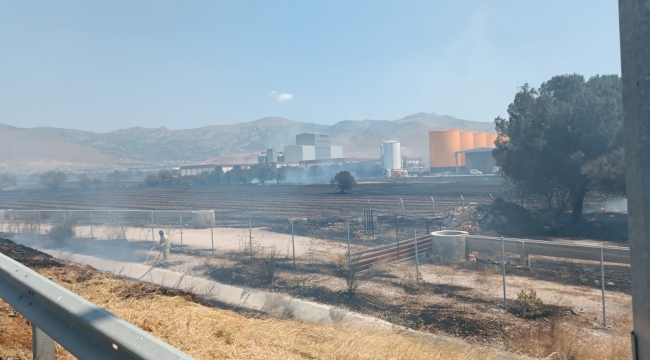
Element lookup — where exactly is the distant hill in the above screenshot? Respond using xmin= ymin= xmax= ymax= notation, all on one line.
xmin=0 ymin=113 xmax=496 ymax=168
xmin=0 ymin=125 xmax=123 ymax=171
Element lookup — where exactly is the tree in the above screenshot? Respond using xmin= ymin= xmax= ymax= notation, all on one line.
xmin=77 ymin=174 xmax=92 ymax=190
xmin=493 ymin=74 xmax=624 ymax=223
xmin=0 ymin=173 xmax=17 ymax=191
xmin=250 ymin=164 xmax=276 ymax=184
xmin=106 ymin=170 xmax=126 ymax=186
xmin=275 ymin=166 xmax=288 ymax=184
xmin=307 ymin=165 xmax=324 ymax=179
xmin=145 ymin=174 xmax=160 ymax=187
xmin=224 ymin=166 xmax=251 ymax=185
xmin=330 ymin=171 xmax=356 ymax=193
xmin=40 ymin=170 xmax=67 ymax=190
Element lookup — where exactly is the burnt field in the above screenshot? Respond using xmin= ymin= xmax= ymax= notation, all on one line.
xmin=0 ymin=176 xmax=502 ymax=225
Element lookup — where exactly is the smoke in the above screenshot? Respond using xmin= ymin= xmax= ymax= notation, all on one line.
xmin=603 ymin=198 xmax=627 ymax=213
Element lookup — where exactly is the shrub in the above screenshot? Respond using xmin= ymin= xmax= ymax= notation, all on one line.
xmin=517 ymin=289 xmax=545 ymax=319
xmin=333 ymin=252 xmax=362 ymax=295
xmin=259 ymin=246 xmax=278 ymax=285
xmin=48 ymin=222 xmax=76 ymax=243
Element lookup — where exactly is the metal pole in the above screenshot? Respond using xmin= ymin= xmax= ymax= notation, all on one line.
xmin=32 ymin=324 xmax=55 ymax=360
xmin=501 ymin=236 xmax=507 ymax=309
xmin=89 ymin=211 xmax=93 ymax=238
xmin=210 ymin=222 xmax=214 ymax=256
xmin=400 ymin=198 xmax=404 ymax=215
xmin=151 ymin=211 xmax=155 ymax=242
xmin=414 ymin=230 xmax=419 ymax=282
xmin=395 ymin=214 xmax=399 ymax=260
xmin=347 ymin=224 xmax=351 ymax=281
xmin=461 ymin=195 xmax=465 ymax=208
xmin=291 ymin=220 xmax=296 ymax=269
xmin=601 ymin=247 xmax=607 ymax=327
xmin=431 ymin=196 xmax=435 ymax=214
xmin=37 ymin=210 xmax=41 ymax=235
xmin=179 ymin=214 xmax=183 ymax=251
xmin=249 ymin=219 xmax=253 ymax=260
xmin=618 ymin=1 xmax=650 ymax=357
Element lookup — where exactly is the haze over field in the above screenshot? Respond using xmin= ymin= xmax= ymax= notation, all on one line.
xmin=0 ymin=112 xmax=495 ymax=169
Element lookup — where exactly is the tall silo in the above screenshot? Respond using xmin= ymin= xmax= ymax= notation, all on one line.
xmin=382 ymin=141 xmax=401 ymax=170
xmin=429 ymin=130 xmax=461 ymax=172
xmin=473 ymin=132 xmax=487 ymax=148
xmin=486 ymin=133 xmax=498 ymax=148
xmin=458 ymin=131 xmax=474 ymax=166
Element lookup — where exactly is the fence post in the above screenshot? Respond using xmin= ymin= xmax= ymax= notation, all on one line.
xmin=431 ymin=196 xmax=435 ymax=214
xmin=179 ymin=214 xmax=183 ymax=251
xmin=151 ymin=211 xmax=155 ymax=242
xmin=37 ymin=210 xmax=41 ymax=235
xmin=347 ymin=224 xmax=351 ymax=282
xmin=395 ymin=215 xmax=400 ymax=260
xmin=291 ymin=220 xmax=296 ymax=270
xmin=600 ymin=247 xmax=607 ymax=327
xmin=249 ymin=219 xmax=253 ymax=260
xmin=501 ymin=236 xmax=507 ymax=310
xmin=210 ymin=221 xmax=214 ymax=256
xmin=89 ymin=211 xmax=93 ymax=238
xmin=414 ymin=230 xmax=419 ymax=283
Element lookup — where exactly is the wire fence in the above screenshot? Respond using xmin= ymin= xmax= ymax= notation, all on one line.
xmin=0 ymin=208 xmax=632 ymax=331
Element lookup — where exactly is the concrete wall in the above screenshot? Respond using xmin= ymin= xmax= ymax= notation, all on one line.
xmin=284 ymin=145 xmax=315 ymax=162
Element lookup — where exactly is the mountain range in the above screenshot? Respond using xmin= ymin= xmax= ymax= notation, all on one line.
xmin=0 ymin=113 xmax=496 ymax=171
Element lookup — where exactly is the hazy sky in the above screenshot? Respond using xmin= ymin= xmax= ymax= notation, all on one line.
xmin=1 ymin=1 xmax=621 ymax=132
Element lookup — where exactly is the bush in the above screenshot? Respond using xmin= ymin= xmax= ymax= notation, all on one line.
xmin=330 ymin=171 xmax=356 ymax=193
xmin=333 ymin=252 xmax=362 ymax=295
xmin=48 ymin=222 xmax=76 ymax=243
xmin=259 ymin=246 xmax=278 ymax=285
xmin=517 ymin=289 xmax=545 ymax=319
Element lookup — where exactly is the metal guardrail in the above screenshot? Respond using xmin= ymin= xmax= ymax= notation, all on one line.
xmin=0 ymin=252 xmax=196 ymax=360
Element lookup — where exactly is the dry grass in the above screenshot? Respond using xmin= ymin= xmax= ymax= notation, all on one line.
xmin=504 ymin=314 xmax=631 ymax=360
xmin=0 ymin=262 xmax=500 ymax=360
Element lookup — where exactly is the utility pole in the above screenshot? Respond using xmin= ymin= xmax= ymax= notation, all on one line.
xmin=618 ymin=0 xmax=650 ymax=358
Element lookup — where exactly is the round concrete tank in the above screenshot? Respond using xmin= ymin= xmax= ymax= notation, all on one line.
xmin=191 ymin=210 xmax=215 ymax=229
xmin=429 ymin=130 xmax=461 ymax=169
xmin=382 ymin=141 xmax=401 ymax=170
xmin=458 ymin=131 xmax=474 ymax=166
xmin=430 ymin=230 xmax=468 ymax=261
xmin=473 ymin=132 xmax=487 ymax=148
xmin=486 ymin=133 xmax=498 ymax=148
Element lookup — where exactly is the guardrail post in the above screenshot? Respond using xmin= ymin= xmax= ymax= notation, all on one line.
xmin=32 ymin=324 xmax=55 ymax=360
xmin=501 ymin=236 xmax=507 ymax=310
xmin=600 ymin=247 xmax=607 ymax=327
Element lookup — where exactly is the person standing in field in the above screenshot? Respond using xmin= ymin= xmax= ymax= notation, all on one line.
xmin=158 ymin=230 xmax=170 ymax=262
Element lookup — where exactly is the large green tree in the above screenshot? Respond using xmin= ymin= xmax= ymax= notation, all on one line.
xmin=493 ymin=74 xmax=625 ymax=223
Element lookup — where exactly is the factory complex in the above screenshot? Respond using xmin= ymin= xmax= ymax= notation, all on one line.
xmin=180 ymin=129 xmax=501 ymax=178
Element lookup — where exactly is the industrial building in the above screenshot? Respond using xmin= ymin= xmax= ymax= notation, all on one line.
xmin=284 ymin=145 xmax=315 ymax=163
xmin=283 ymin=132 xmax=343 ymax=162
xmin=429 ymin=130 xmax=500 ymax=174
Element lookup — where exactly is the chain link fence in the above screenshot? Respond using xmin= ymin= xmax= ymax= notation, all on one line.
xmin=0 ymin=208 xmax=632 ymax=333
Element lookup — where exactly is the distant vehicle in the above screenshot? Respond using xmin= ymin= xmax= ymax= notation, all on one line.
xmin=492 ymin=166 xmax=500 ymax=173
xmin=469 ymin=169 xmax=482 ymax=175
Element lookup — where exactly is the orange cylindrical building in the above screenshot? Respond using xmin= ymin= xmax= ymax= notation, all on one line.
xmin=486 ymin=133 xmax=498 ymax=148
xmin=473 ymin=132 xmax=487 ymax=148
xmin=429 ymin=130 xmax=461 ymax=171
xmin=458 ymin=131 xmax=474 ymax=166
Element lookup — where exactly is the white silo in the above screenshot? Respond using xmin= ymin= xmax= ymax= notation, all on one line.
xmin=382 ymin=141 xmax=402 ymax=170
